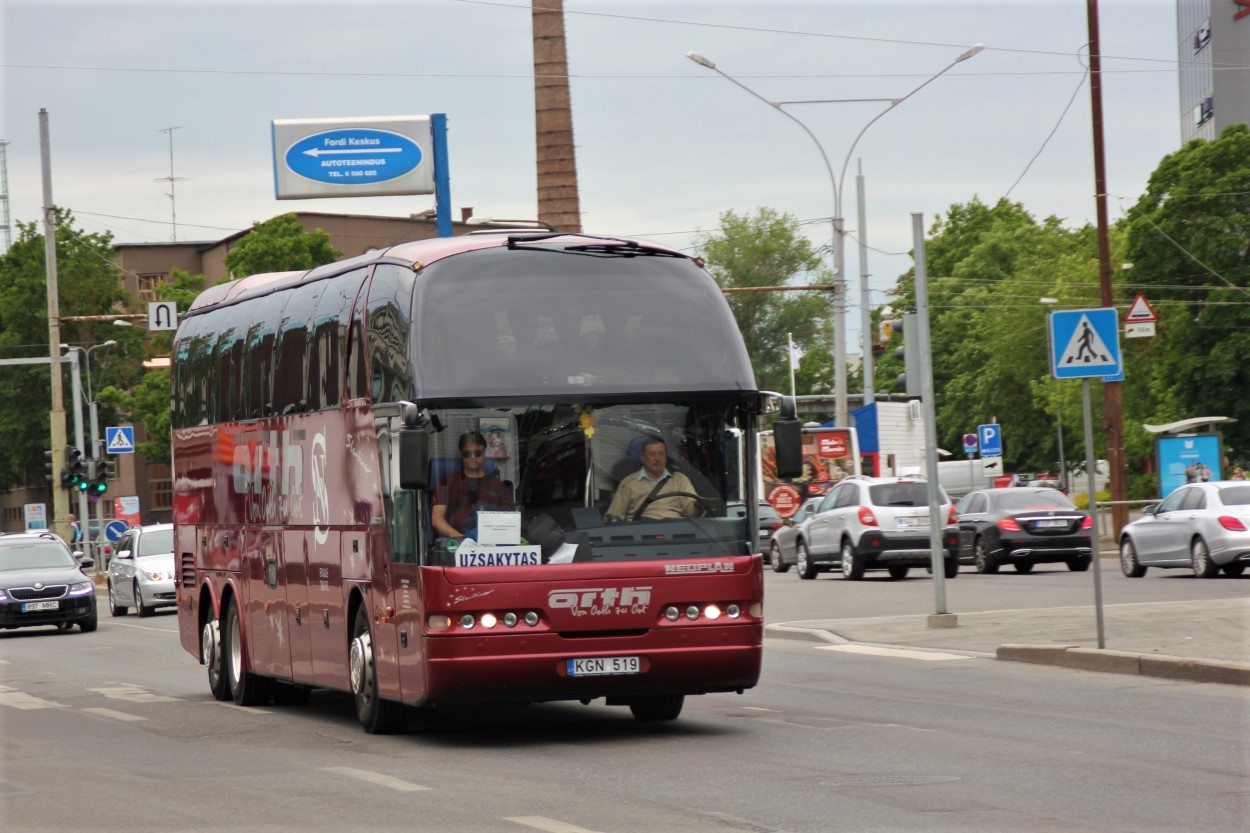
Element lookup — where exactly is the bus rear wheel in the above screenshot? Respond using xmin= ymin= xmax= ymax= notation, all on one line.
xmin=350 ymin=606 xmax=407 ymax=734
xmin=628 ymin=694 xmax=684 ymax=722
xmin=202 ymin=618 xmax=231 ymax=701
xmin=225 ymin=597 xmax=273 ymax=706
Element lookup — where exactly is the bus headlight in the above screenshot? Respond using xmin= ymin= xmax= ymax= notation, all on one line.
xmin=685 ymin=605 xmax=699 ymax=621
xmin=427 ymin=614 xmax=451 ymax=631
xmin=524 ymin=611 xmax=540 ymax=627
xmin=664 ymin=606 xmax=680 ymax=622
xmin=703 ymin=604 xmax=721 ymax=620
xmin=726 ymin=604 xmax=741 ymax=618
xmin=459 ymin=614 xmax=476 ymax=629
xmin=503 ymin=612 xmax=518 ymax=628
xmin=480 ymin=613 xmax=498 ymax=629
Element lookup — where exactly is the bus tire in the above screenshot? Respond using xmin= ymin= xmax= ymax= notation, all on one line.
xmin=202 ymin=617 xmax=231 ymax=701
xmin=350 ymin=605 xmax=406 ymax=734
xmin=629 ymin=694 xmax=684 ymax=722
xmin=225 ymin=597 xmax=273 ymax=706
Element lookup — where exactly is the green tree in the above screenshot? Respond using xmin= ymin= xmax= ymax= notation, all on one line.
xmin=223 ymin=213 xmax=341 ymax=278
xmin=96 ymin=268 xmax=210 ymax=463
xmin=0 ymin=212 xmax=130 ymax=489
xmin=695 ymin=207 xmax=835 ymax=396
xmin=1122 ymin=123 xmax=1250 ymax=464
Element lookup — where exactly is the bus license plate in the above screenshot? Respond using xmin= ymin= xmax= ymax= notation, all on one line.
xmin=567 ymin=656 xmax=640 ymax=677
xmin=22 ymin=600 xmax=60 ymax=612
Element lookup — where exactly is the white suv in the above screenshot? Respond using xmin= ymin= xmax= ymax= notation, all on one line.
xmin=800 ymin=476 xmax=959 ymax=580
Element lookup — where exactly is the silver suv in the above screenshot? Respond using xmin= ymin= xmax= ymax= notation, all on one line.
xmin=800 ymin=476 xmax=959 ymax=580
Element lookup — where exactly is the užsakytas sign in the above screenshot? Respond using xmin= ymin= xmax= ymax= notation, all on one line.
xmin=451 ymin=538 xmax=542 ymax=568
xmin=272 ymin=115 xmax=435 ymax=199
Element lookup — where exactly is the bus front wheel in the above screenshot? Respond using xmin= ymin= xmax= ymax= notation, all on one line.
xmin=350 ymin=606 xmax=407 ymax=734
xmin=628 ymin=694 xmax=684 ymax=722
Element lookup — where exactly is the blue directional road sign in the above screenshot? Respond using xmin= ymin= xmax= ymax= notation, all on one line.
xmin=272 ymin=116 xmax=435 ymax=199
xmin=105 ymin=426 xmax=135 ymax=454
xmin=1049 ymin=308 xmax=1122 ymax=380
xmin=978 ymin=424 xmax=1003 ymax=457
xmin=104 ymin=520 xmax=128 ymax=542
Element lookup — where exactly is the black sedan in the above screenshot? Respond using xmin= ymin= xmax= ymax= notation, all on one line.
xmin=0 ymin=532 xmax=98 ymax=632
xmin=953 ymin=487 xmax=1093 ymax=574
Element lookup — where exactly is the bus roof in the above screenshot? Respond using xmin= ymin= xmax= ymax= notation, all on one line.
xmin=186 ymin=232 xmax=692 ymax=316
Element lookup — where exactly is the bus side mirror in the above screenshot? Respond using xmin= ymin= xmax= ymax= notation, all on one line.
xmin=772 ymin=417 xmax=803 ymax=480
xmin=398 ymin=430 xmax=430 ymax=490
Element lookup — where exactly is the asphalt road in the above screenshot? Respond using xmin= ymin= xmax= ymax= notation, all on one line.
xmin=1 ymin=578 xmax=1247 ymax=833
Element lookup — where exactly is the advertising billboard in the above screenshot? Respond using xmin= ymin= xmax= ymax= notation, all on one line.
xmin=1156 ymin=434 xmax=1223 ymax=498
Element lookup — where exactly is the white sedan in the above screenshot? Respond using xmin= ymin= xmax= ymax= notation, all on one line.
xmin=107 ymin=523 xmax=177 ymax=617
xmin=1118 ymin=481 xmax=1250 ymax=578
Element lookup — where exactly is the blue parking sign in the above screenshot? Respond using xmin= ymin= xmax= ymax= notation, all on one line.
xmin=978 ymin=424 xmax=1003 ymax=457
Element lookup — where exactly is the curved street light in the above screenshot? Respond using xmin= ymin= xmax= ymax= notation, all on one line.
xmin=686 ymin=44 xmax=984 ymax=425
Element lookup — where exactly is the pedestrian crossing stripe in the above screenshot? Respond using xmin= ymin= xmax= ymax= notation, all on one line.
xmin=106 ymin=426 xmax=135 ymax=453
xmin=1058 ymin=313 xmax=1116 ymax=367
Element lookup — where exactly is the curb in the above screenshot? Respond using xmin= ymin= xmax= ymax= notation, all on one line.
xmin=997 ymin=643 xmax=1250 ymax=686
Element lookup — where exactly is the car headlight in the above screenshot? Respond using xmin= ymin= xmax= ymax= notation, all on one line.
xmin=0 ymin=589 xmax=9 ymax=602
xmin=68 ymin=581 xmax=94 ymax=596
xmin=142 ymin=570 xmax=171 ymax=582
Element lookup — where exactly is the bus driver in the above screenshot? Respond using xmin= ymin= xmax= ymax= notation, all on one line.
xmin=432 ymin=431 xmax=515 ymax=540
xmin=605 ymin=436 xmax=702 ymax=522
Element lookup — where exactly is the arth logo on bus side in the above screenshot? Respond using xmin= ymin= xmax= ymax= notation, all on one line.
xmin=548 ymin=586 xmax=652 ymax=616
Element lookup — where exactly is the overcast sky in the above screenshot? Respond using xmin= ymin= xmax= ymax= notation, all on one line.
xmin=2 ymin=0 xmax=1181 ymax=352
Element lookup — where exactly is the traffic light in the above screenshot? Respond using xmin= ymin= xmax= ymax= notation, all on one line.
xmin=65 ymin=446 xmax=86 ymax=490
xmin=893 ymin=312 xmax=921 ymax=398
xmin=45 ymin=450 xmax=55 ymax=484
xmin=89 ymin=457 xmax=111 ymax=495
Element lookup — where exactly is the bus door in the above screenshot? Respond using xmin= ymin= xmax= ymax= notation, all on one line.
xmin=243 ymin=526 xmax=292 ymax=679
xmin=375 ymin=414 xmax=427 ymax=704
xmin=306 ymin=528 xmax=349 ymax=688
xmin=284 ymin=529 xmax=313 ymax=682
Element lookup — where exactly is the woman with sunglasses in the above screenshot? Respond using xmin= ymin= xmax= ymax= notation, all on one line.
xmin=432 ymin=431 xmax=515 ymax=540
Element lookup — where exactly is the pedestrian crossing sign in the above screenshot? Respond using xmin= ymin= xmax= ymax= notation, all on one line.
xmin=1048 ymin=308 xmax=1122 ymax=380
xmin=105 ymin=426 xmax=135 ymax=454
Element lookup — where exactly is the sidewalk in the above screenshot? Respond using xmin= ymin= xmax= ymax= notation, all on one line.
xmin=768 ymin=597 xmax=1250 ymax=686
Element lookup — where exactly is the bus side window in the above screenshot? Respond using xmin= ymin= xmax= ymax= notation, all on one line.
xmin=186 ymin=308 xmax=223 ymax=426
xmin=309 ymin=269 xmax=364 ymax=411
xmin=273 ymin=282 xmax=320 ymax=416
xmin=346 ymin=273 xmax=371 ymax=401
xmin=172 ymin=314 xmax=206 ymax=429
xmin=244 ymin=293 xmax=287 ymax=420
xmin=366 ymin=265 xmax=416 ymax=404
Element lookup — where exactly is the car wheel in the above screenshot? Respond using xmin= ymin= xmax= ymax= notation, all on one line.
xmin=629 ymin=694 xmax=684 ymax=722
xmin=797 ymin=542 xmax=818 ymax=580
xmin=771 ymin=541 xmax=790 ymax=573
xmin=79 ymin=609 xmax=97 ymax=633
xmin=351 ymin=604 xmax=407 ymax=734
xmin=107 ymin=580 xmax=128 ymax=617
xmin=1119 ymin=538 xmax=1146 ymax=577
xmin=134 ymin=580 xmax=153 ymax=618
xmin=1221 ymin=563 xmax=1246 ymax=577
xmin=840 ymin=540 xmax=865 ymax=580
xmin=1013 ymin=561 xmax=1034 ymax=574
xmin=202 ymin=617 xmax=231 ymax=701
xmin=887 ymin=565 xmax=909 ymax=580
xmin=974 ymin=537 xmax=998 ymax=574
xmin=944 ymin=558 xmax=959 ymax=578
xmin=1066 ymin=556 xmax=1091 ymax=572
xmin=225 ymin=596 xmax=273 ymax=706
xmin=1191 ymin=537 xmax=1219 ymax=578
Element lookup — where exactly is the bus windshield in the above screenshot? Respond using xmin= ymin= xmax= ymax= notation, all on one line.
xmin=397 ymin=400 xmax=752 ymax=567
xmin=410 ymin=245 xmax=755 ymax=398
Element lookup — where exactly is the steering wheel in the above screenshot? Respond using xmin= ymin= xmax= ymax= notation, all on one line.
xmin=634 ymin=491 xmax=718 ymax=520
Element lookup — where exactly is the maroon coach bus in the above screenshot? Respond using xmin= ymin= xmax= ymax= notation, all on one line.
xmin=172 ymin=231 xmax=799 ymax=732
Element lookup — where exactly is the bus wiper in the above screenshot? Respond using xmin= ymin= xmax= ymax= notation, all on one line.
xmin=506 ymin=233 xmax=683 ymax=258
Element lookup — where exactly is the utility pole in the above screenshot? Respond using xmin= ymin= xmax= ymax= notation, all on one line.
xmin=1086 ymin=0 xmax=1128 ymax=536
xmin=531 ymin=0 xmax=582 ymax=232
xmin=0 ymin=139 xmax=12 ymax=254
xmin=40 ymin=109 xmax=71 ymax=543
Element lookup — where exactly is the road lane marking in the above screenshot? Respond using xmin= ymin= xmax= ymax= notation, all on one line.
xmin=816 ymin=645 xmax=975 ymax=661
xmin=505 ymin=818 xmax=605 ymax=833
xmin=0 ymin=686 xmax=66 ymax=710
xmin=322 ymin=767 xmax=430 ymax=792
xmin=89 ymin=684 xmax=181 ymax=703
xmin=210 ymin=701 xmax=271 ymax=714
xmin=82 ymin=707 xmax=146 ymax=722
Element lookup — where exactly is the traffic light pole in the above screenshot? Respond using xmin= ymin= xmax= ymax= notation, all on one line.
xmin=64 ymin=350 xmax=93 ymax=569
xmin=89 ymin=398 xmax=105 ymax=573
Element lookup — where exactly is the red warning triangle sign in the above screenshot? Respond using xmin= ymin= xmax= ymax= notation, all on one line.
xmin=1124 ymin=294 xmax=1157 ymax=322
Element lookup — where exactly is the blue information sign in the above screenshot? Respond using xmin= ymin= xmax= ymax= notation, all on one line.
xmin=283 ymin=128 xmax=423 ymax=186
xmin=104 ymin=520 xmax=128 ymax=542
xmin=1048 ymin=308 xmax=1122 ymax=380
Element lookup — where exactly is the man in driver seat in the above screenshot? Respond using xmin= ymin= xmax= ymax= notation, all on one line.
xmin=605 ymin=436 xmax=701 ymax=521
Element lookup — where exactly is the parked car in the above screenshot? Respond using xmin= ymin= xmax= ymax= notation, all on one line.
xmin=107 ymin=523 xmax=176 ymax=617
xmin=953 ymin=487 xmax=1093 ymax=573
xmin=801 ymin=476 xmax=959 ymax=580
xmin=768 ymin=497 xmax=822 ymax=574
xmin=1118 ymin=481 xmax=1250 ymax=578
xmin=0 ymin=531 xmax=98 ymax=632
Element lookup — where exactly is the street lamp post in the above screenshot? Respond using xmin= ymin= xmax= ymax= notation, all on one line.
xmin=687 ymin=45 xmax=983 ymax=426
